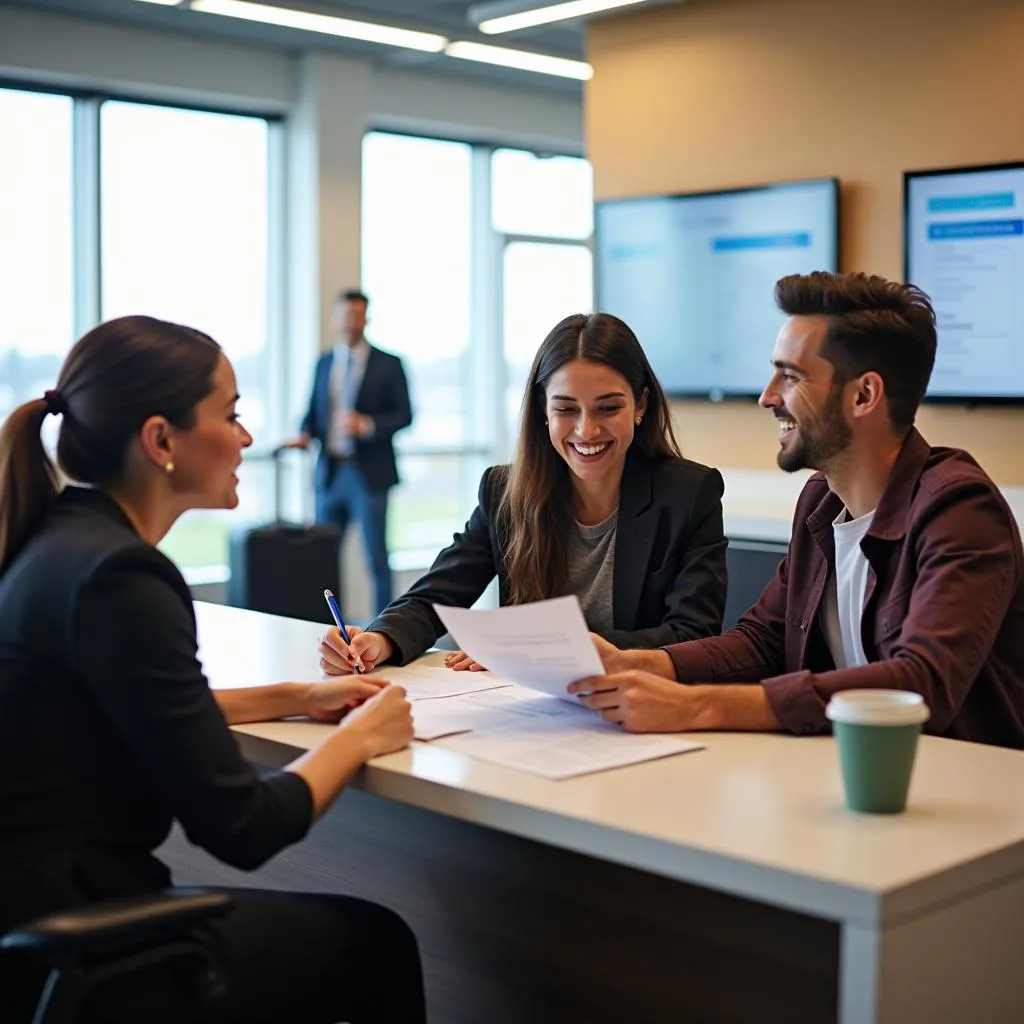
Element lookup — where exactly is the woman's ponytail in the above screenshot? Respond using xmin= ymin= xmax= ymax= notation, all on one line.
xmin=0 ymin=397 xmax=61 ymax=575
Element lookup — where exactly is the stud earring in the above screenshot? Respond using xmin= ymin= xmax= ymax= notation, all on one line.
xmin=164 ymin=462 xmax=175 ymax=474
xmin=635 ymin=416 xmax=642 ymax=426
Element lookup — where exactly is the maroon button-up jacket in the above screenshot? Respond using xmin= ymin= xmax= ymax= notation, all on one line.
xmin=664 ymin=429 xmax=1024 ymax=748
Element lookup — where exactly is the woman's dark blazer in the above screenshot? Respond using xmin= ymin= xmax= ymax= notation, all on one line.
xmin=368 ymin=451 xmax=728 ymax=664
xmin=0 ymin=488 xmax=312 ymax=935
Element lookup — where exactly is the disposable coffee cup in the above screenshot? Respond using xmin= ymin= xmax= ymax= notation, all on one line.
xmin=825 ymin=690 xmax=930 ymax=814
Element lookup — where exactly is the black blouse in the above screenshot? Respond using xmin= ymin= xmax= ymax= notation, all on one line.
xmin=0 ymin=487 xmax=312 ymax=933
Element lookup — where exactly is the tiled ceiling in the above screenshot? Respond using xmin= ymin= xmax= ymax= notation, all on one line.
xmin=0 ymin=0 xmax=636 ymax=95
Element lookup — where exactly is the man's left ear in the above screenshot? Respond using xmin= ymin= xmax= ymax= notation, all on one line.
xmin=851 ymin=371 xmax=885 ymax=418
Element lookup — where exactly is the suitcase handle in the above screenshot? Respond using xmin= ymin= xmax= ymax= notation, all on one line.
xmin=269 ymin=445 xmax=309 ymax=526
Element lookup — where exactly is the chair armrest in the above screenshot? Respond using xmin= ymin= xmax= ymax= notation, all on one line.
xmin=1 ymin=888 xmax=233 ymax=959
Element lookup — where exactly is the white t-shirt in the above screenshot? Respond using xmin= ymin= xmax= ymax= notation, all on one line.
xmin=822 ymin=507 xmax=876 ymax=670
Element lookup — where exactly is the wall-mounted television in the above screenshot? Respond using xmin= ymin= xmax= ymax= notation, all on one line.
xmin=905 ymin=161 xmax=1024 ymax=403
xmin=595 ymin=178 xmax=840 ymax=399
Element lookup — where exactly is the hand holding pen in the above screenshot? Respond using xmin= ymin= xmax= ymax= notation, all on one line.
xmin=322 ymin=589 xmax=365 ymax=674
xmin=321 ymin=590 xmax=397 ymax=676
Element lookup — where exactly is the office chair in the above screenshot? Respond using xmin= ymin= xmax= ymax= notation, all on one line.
xmin=1 ymin=888 xmax=233 ymax=1024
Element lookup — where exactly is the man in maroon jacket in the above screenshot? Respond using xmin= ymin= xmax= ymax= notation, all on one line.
xmin=571 ymin=271 xmax=1024 ymax=748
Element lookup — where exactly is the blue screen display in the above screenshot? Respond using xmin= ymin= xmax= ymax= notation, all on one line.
xmin=595 ymin=179 xmax=839 ymax=398
xmin=906 ymin=164 xmax=1024 ymax=399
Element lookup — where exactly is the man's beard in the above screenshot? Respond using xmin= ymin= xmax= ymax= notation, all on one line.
xmin=777 ymin=385 xmax=852 ymax=473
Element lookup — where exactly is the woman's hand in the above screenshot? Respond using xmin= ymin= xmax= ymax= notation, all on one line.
xmin=444 ymin=650 xmax=488 ymax=672
xmin=337 ymin=684 xmax=414 ymax=758
xmin=300 ymin=676 xmax=389 ymax=723
xmin=319 ymin=627 xmax=394 ymax=675
xmin=287 ymin=683 xmax=414 ymax=816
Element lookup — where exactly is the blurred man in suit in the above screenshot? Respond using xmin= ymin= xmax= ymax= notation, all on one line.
xmin=287 ymin=290 xmax=412 ymax=614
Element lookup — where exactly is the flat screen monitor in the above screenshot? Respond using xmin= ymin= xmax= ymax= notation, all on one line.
xmin=905 ymin=161 xmax=1024 ymax=402
xmin=595 ymin=178 xmax=840 ymax=398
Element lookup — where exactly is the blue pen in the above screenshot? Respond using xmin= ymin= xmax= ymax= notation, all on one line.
xmin=323 ymin=588 xmax=362 ymax=673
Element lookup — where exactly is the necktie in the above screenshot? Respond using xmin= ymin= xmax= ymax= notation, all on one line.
xmin=329 ymin=347 xmax=360 ymax=456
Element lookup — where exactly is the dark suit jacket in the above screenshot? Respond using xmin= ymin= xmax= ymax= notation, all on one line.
xmin=300 ymin=344 xmax=412 ymax=493
xmin=665 ymin=429 xmax=1024 ymax=748
xmin=0 ymin=488 xmax=312 ymax=935
xmin=368 ymin=452 xmax=728 ymax=663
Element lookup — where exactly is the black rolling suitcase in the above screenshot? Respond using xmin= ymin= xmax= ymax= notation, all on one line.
xmin=226 ymin=447 xmax=341 ymax=623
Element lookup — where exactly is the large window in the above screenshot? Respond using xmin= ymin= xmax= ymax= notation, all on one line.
xmin=491 ymin=147 xmax=593 ymax=240
xmin=502 ymin=241 xmax=593 ymax=431
xmin=100 ymin=100 xmax=275 ymax=570
xmin=362 ymin=132 xmax=594 ymax=564
xmin=362 ymin=132 xmax=480 ymax=557
xmin=1 ymin=95 xmax=592 ymax=583
xmin=492 ymin=147 xmax=594 ymax=441
xmin=0 ymin=88 xmax=74 ymax=425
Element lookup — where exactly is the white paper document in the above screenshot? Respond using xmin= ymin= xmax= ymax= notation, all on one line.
xmin=366 ymin=663 xmax=508 ymax=702
xmin=411 ymin=684 xmax=583 ymax=741
xmin=432 ymin=596 xmax=603 ymax=703
xmin=439 ymin=713 xmax=705 ymax=781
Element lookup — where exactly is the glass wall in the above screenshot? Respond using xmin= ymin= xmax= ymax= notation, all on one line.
xmin=362 ymin=131 xmax=594 ymax=559
xmin=0 ymin=88 xmax=74 ymax=427
xmin=492 ymin=148 xmax=594 ymax=439
xmin=362 ymin=132 xmax=480 ymax=557
xmin=99 ymin=100 xmax=274 ymax=569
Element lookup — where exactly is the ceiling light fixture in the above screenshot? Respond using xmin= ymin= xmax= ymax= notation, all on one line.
xmin=476 ymin=0 xmax=648 ymax=34
xmin=189 ymin=0 xmax=448 ymax=52
xmin=133 ymin=0 xmax=184 ymax=6
xmin=445 ymin=40 xmax=592 ymax=80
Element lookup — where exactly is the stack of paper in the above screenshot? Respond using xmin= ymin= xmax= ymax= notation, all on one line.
xmin=365 ymin=596 xmax=706 ymax=781
xmin=441 ymin=710 xmax=703 ymax=781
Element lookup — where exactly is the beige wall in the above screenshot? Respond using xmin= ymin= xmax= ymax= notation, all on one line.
xmin=587 ymin=0 xmax=1024 ymax=481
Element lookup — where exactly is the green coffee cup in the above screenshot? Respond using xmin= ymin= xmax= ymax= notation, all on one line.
xmin=825 ymin=690 xmax=930 ymax=814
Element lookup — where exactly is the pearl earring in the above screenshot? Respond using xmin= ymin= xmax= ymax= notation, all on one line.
xmin=164 ymin=462 xmax=175 ymax=474
xmin=635 ymin=416 xmax=642 ymax=426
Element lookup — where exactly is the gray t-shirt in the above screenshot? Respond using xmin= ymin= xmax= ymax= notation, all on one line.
xmin=565 ymin=510 xmax=618 ymax=635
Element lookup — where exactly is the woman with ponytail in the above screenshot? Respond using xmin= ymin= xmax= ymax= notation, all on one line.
xmin=0 ymin=316 xmax=425 ymax=1023
xmin=320 ymin=311 xmax=728 ymax=675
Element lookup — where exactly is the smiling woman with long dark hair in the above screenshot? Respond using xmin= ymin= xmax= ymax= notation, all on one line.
xmin=319 ymin=311 xmax=728 ymax=676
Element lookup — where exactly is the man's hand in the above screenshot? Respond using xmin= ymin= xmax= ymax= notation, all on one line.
xmin=569 ymin=671 xmax=706 ymax=732
xmin=589 ymin=634 xmax=676 ymax=677
xmin=341 ymin=411 xmax=373 ymax=438
xmin=568 ymin=676 xmax=780 ymax=734
xmin=589 ymin=633 xmax=634 ymax=674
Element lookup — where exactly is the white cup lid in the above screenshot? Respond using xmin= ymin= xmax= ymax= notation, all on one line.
xmin=825 ymin=689 xmax=930 ymax=726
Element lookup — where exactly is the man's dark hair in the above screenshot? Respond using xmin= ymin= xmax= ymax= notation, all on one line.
xmin=774 ymin=271 xmax=937 ymax=435
xmin=336 ymin=289 xmax=369 ymax=307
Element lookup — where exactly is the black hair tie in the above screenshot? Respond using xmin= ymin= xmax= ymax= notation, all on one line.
xmin=43 ymin=389 xmax=66 ymax=417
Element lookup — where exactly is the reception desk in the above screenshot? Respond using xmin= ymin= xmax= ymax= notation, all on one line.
xmin=160 ymin=603 xmax=1024 ymax=1023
